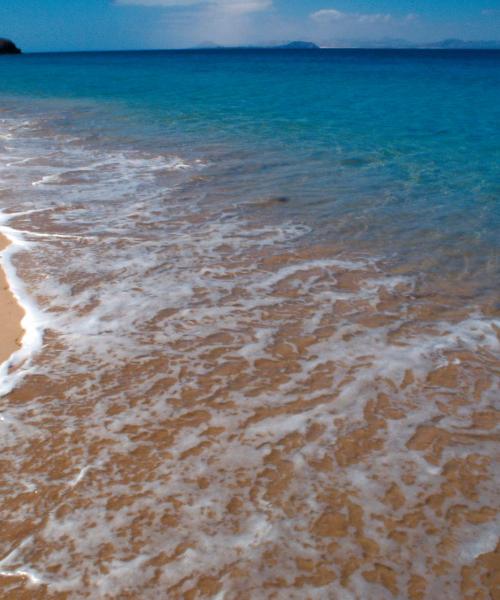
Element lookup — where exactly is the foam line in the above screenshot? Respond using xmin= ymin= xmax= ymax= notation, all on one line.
xmin=0 ymin=213 xmax=46 ymax=396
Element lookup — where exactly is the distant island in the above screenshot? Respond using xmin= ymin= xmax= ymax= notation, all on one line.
xmin=0 ymin=38 xmax=21 ymax=54
xmin=193 ymin=39 xmax=500 ymax=51
xmin=320 ymin=38 xmax=500 ymax=50
xmin=194 ymin=40 xmax=320 ymax=50
xmin=277 ymin=41 xmax=320 ymax=50
xmin=423 ymin=39 xmax=500 ymax=50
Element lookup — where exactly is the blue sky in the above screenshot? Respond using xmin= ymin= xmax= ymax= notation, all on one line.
xmin=1 ymin=0 xmax=499 ymax=52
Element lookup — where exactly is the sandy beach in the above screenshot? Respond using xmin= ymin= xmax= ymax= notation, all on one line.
xmin=0 ymin=233 xmax=24 ymax=366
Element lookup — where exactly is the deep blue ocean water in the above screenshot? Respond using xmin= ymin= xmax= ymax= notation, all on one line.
xmin=1 ymin=49 xmax=499 ymax=294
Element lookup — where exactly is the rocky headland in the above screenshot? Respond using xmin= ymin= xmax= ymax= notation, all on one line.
xmin=0 ymin=39 xmax=21 ymax=54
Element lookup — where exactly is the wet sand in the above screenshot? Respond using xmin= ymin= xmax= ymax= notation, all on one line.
xmin=0 ymin=233 xmax=24 ymax=366
xmin=0 ymin=115 xmax=498 ymax=599
xmin=1 ymin=226 xmax=498 ymax=599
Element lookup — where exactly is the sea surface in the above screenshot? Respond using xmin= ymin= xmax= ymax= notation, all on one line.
xmin=0 ymin=49 xmax=499 ymax=599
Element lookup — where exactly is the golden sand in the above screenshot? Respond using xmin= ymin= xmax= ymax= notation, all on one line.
xmin=0 ymin=233 xmax=24 ymax=366
xmin=0 ymin=213 xmax=498 ymax=598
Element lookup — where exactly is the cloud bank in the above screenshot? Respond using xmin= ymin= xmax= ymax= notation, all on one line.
xmin=311 ymin=9 xmax=418 ymax=26
xmin=112 ymin=1 xmax=497 ymax=48
xmin=115 ymin=0 xmax=275 ymax=46
xmin=115 ymin=0 xmax=272 ymax=14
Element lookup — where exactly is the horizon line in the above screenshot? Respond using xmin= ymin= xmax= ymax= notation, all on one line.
xmin=15 ymin=45 xmax=500 ymax=55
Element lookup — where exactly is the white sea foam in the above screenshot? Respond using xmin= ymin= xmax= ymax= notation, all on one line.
xmin=0 ymin=114 xmax=498 ymax=599
xmin=0 ymin=216 xmax=46 ymax=397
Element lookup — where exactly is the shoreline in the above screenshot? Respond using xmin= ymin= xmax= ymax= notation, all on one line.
xmin=0 ymin=233 xmax=25 ymax=366
xmin=0 ymin=220 xmax=45 ymax=397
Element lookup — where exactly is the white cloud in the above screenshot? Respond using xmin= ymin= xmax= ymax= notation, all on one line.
xmin=311 ymin=9 xmax=345 ymax=22
xmin=311 ymin=9 xmax=394 ymax=24
xmin=357 ymin=13 xmax=392 ymax=24
xmin=212 ymin=0 xmax=272 ymax=14
xmin=116 ymin=0 xmax=199 ymax=5
xmin=309 ymin=7 xmax=422 ymax=39
xmin=308 ymin=8 xmax=422 ymax=44
xmin=115 ymin=0 xmax=272 ymax=14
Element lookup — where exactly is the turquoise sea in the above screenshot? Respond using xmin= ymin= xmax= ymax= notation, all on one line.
xmin=0 ymin=50 xmax=499 ymax=599
xmin=1 ymin=49 xmax=499 ymax=291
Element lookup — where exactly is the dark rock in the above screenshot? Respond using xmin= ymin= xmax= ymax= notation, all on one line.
xmin=0 ymin=39 xmax=21 ymax=55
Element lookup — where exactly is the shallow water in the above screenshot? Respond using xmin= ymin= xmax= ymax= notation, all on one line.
xmin=0 ymin=50 xmax=499 ymax=599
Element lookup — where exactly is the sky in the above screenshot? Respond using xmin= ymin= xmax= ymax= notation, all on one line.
xmin=1 ymin=0 xmax=499 ymax=52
